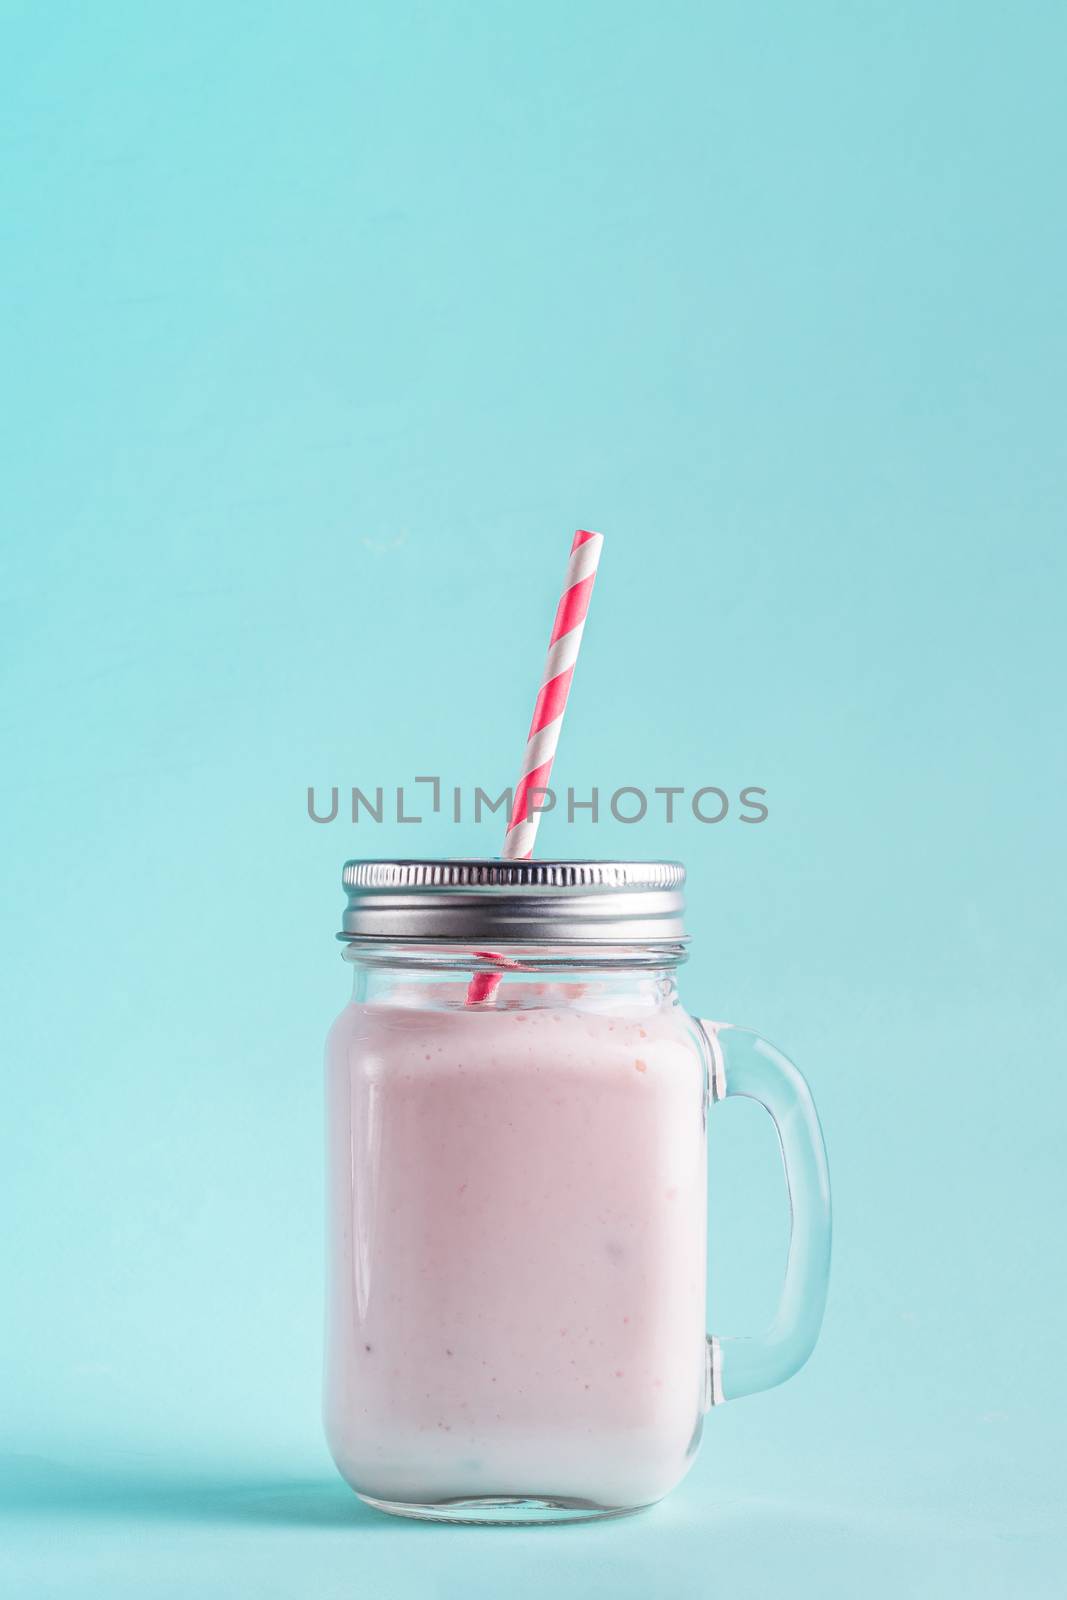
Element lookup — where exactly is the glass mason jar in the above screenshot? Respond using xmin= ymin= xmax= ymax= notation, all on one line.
xmin=324 ymin=860 xmax=831 ymax=1523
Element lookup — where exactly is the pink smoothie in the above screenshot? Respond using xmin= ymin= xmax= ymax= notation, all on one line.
xmin=324 ymin=985 xmax=708 ymax=1509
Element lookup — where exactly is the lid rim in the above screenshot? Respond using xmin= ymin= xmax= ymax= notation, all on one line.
xmin=338 ymin=858 xmax=689 ymax=944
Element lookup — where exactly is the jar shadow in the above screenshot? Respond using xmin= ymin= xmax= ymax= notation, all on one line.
xmin=0 ymin=1455 xmax=391 ymax=1532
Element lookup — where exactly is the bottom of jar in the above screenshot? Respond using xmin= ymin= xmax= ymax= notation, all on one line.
xmin=357 ymin=1492 xmax=658 ymax=1525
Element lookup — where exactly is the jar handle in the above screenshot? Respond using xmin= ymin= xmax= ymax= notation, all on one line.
xmin=698 ymin=1021 xmax=832 ymax=1406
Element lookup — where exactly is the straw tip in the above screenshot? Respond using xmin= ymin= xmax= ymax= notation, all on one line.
xmin=572 ymin=528 xmax=603 ymax=548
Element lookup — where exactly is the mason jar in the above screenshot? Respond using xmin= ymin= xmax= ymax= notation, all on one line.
xmin=324 ymin=859 xmax=831 ymax=1523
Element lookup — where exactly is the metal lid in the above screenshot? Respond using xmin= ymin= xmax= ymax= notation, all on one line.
xmin=338 ymin=859 xmax=687 ymax=944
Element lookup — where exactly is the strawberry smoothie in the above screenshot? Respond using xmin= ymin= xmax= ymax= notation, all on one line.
xmin=324 ymin=984 xmax=709 ymax=1513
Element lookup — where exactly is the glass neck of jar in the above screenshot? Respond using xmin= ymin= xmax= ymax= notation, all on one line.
xmin=340 ymin=941 xmax=688 ymax=1010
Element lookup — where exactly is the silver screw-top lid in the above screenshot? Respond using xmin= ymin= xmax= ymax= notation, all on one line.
xmin=338 ymin=859 xmax=687 ymax=944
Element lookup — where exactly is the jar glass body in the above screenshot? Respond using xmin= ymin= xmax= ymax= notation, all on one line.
xmin=323 ymin=943 xmax=711 ymax=1522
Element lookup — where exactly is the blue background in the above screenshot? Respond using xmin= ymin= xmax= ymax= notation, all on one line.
xmin=2 ymin=2 xmax=1065 ymax=1595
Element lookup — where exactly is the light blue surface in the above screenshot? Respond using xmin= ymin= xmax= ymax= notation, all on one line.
xmin=2 ymin=2 xmax=1065 ymax=1594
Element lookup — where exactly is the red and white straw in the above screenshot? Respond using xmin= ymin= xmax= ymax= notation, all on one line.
xmin=466 ymin=528 xmax=604 ymax=1004
xmin=501 ymin=528 xmax=604 ymax=859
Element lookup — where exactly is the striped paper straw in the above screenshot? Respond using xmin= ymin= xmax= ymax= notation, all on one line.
xmin=504 ymin=528 xmax=604 ymax=857
xmin=466 ymin=528 xmax=604 ymax=1003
